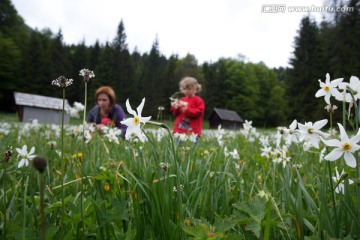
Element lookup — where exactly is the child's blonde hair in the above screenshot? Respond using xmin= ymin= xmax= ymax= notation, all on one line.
xmin=179 ymin=77 xmax=202 ymax=93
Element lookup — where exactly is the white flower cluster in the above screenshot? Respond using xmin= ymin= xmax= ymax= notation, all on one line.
xmin=332 ymin=167 xmax=354 ymax=194
xmin=173 ymin=132 xmax=198 ymax=143
xmin=79 ymin=69 xmax=95 ymax=78
xmin=315 ymin=73 xmax=360 ymax=105
xmin=0 ymin=122 xmax=11 ymax=135
xmin=169 ymin=96 xmax=188 ymax=109
xmin=52 ymin=76 xmax=73 ymax=88
xmin=224 ymin=147 xmax=240 ymax=160
xmin=101 ymin=126 xmax=122 ymax=144
xmin=68 ymin=102 xmax=85 ymax=118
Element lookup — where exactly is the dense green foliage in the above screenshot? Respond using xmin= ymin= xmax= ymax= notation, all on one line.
xmin=0 ymin=0 xmax=359 ymax=126
xmin=1 ymin=111 xmax=359 ymax=239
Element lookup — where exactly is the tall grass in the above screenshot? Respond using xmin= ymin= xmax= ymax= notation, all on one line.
xmin=0 ymin=111 xmax=360 ymax=238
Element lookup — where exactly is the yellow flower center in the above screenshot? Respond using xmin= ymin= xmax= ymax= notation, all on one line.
xmin=323 ymin=85 xmax=330 ymax=92
xmin=133 ymin=116 xmax=140 ymax=125
xmin=342 ymin=142 xmax=352 ymax=152
xmin=184 ymin=218 xmax=190 ymax=226
xmin=308 ymin=128 xmax=313 ymax=134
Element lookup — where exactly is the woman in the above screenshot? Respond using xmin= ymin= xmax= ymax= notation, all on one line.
xmin=87 ymin=86 xmax=127 ymax=137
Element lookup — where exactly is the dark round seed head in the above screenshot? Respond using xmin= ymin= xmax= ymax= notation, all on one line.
xmin=32 ymin=156 xmax=48 ymax=173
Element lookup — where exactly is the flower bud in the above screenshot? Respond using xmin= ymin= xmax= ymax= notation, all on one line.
xmin=32 ymin=156 xmax=48 ymax=173
xmin=3 ymin=146 xmax=13 ymax=163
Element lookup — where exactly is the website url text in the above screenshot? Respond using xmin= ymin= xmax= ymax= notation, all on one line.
xmin=261 ymin=4 xmax=354 ymax=13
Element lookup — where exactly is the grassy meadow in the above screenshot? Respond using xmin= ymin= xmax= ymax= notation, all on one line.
xmin=1 ymin=71 xmax=360 ymax=239
xmin=1 ymin=107 xmax=359 ymax=240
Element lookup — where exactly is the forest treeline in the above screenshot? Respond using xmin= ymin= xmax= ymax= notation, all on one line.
xmin=0 ymin=0 xmax=359 ymax=127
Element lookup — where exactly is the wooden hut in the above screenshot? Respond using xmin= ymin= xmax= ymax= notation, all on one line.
xmin=13 ymin=92 xmax=70 ymax=124
xmin=208 ymin=107 xmax=244 ymax=130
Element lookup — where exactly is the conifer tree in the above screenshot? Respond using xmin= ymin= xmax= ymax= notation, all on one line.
xmin=140 ymin=37 xmax=167 ymax=116
xmin=287 ymin=16 xmax=325 ymax=122
xmin=252 ymin=62 xmax=281 ymax=126
xmin=331 ymin=0 xmax=360 ymax=78
xmin=95 ymin=42 xmax=116 ymax=88
xmin=111 ymin=20 xmax=135 ymax=104
xmin=48 ymin=30 xmax=71 ymax=80
xmin=89 ymin=41 xmax=100 ymax=70
xmin=0 ymin=0 xmax=29 ymax=111
xmin=21 ymin=31 xmax=49 ymax=94
xmin=162 ymin=55 xmax=179 ymax=118
xmin=202 ymin=59 xmax=229 ymax=116
xmin=68 ymin=41 xmax=89 ymax=104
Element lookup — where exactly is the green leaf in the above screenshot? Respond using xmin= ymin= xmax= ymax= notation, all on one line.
xmin=245 ymin=221 xmax=262 ymax=238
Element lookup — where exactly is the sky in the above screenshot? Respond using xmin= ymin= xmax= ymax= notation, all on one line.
xmin=11 ymin=0 xmax=328 ymax=68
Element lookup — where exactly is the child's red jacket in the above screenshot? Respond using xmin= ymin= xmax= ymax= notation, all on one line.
xmin=170 ymin=96 xmax=205 ymax=136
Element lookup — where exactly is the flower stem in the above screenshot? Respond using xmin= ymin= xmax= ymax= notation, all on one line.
xmin=3 ymin=164 xmax=7 ymax=240
xmin=147 ymin=120 xmax=177 ymax=159
xmin=327 ymin=161 xmax=339 ymax=237
xmin=40 ymin=173 xmax=46 ymax=240
xmin=83 ymin=82 xmax=87 ymax=126
xmin=354 ymin=100 xmax=360 ymax=214
xmin=329 ymin=112 xmax=333 ymax=137
xmin=354 ymin=100 xmax=360 ymax=178
xmin=22 ymin=175 xmax=29 ymax=240
xmin=342 ymin=100 xmax=346 ymax=129
xmin=148 ymin=120 xmax=171 ymax=133
xmin=61 ymin=88 xmax=66 ymax=234
xmin=80 ymin=81 xmax=87 ymax=237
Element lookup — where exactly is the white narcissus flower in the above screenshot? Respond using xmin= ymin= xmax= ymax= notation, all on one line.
xmin=336 ymin=75 xmax=360 ymax=103
xmin=260 ymin=145 xmax=272 ymax=159
xmin=259 ymin=135 xmax=269 ymax=146
xmin=121 ymin=98 xmax=151 ymax=142
xmin=103 ymin=127 xmax=122 ymax=144
xmin=229 ymin=149 xmax=240 ymax=160
xmin=174 ymin=132 xmax=188 ymax=142
xmin=224 ymin=147 xmax=239 ymax=159
xmin=315 ymin=73 xmax=343 ymax=104
xmin=332 ymin=167 xmax=354 ymax=194
xmin=286 ymin=119 xmax=299 ymax=144
xmin=188 ymin=133 xmax=198 ymax=143
xmin=271 ymin=147 xmax=291 ymax=168
xmin=69 ymin=102 xmax=85 ymax=118
xmin=16 ymin=145 xmax=36 ymax=168
xmin=348 ymin=76 xmax=360 ymax=98
xmin=169 ymin=97 xmax=178 ymax=107
xmin=322 ymin=123 xmax=360 ymax=168
xmin=73 ymin=102 xmax=85 ymax=111
xmin=243 ymin=120 xmax=253 ymax=131
xmin=297 ymin=119 xmax=329 ymax=149
xmin=319 ymin=147 xmax=326 ymax=163
xmin=69 ymin=108 xmax=80 ymax=118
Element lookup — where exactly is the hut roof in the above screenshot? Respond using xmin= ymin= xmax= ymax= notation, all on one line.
xmin=210 ymin=107 xmax=243 ymax=122
xmin=14 ymin=92 xmax=71 ymax=111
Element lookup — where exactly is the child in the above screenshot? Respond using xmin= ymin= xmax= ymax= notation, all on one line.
xmin=170 ymin=77 xmax=205 ymax=137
